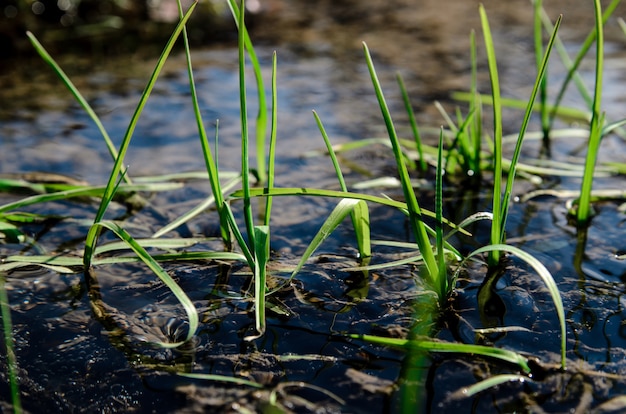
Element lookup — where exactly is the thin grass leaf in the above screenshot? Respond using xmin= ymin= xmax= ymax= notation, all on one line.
xmin=351 ymin=334 xmax=531 ymax=373
xmin=263 ymin=52 xmax=279 ymax=226
xmin=435 ymin=129 xmax=447 ymax=297
xmin=0 ymin=275 xmax=23 ymax=413
xmin=362 ymin=42 xmax=438 ymax=287
xmin=177 ymin=372 xmax=264 ymax=388
xmin=245 ymin=225 xmax=270 ymax=341
xmin=479 ymin=5 xmax=504 ymax=269
xmin=577 ymin=0 xmax=605 ymax=226
xmin=84 ymin=2 xmax=198 ymax=268
xmin=499 ymin=14 xmax=562 ymax=239
xmin=85 ymin=221 xmax=198 ymax=347
xmin=462 ymin=244 xmax=566 ymax=369
xmin=397 ymin=73 xmax=427 ymax=172
xmin=533 ymin=0 xmax=550 ymax=141
xmin=227 ymin=0 xmax=268 ymax=184
xmin=313 ymin=110 xmax=371 ymax=259
xmin=290 ymin=198 xmax=363 ymax=280
xmin=454 ymin=374 xmax=529 ymax=398
xmin=26 ymin=32 xmax=128 ymax=184
xmin=176 ymin=0 xmax=231 ymax=247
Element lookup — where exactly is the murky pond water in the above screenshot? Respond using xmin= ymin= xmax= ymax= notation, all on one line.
xmin=1 ymin=1 xmax=626 ymax=412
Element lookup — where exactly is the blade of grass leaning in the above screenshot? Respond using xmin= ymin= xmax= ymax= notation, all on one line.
xmin=0 ymin=274 xmax=22 ymax=413
xmin=289 ymin=198 xmax=364 ymax=281
xmin=362 ymin=42 xmax=438 ymax=287
xmin=397 ymin=73 xmax=427 ymax=172
xmin=453 ymin=374 xmax=529 ymax=398
xmin=351 ymin=334 xmax=531 ymax=373
xmin=313 ymin=110 xmax=371 ymax=260
xmin=533 ymin=0 xmax=550 ymax=142
xmin=83 ymin=2 xmax=198 ymax=268
xmin=435 ymin=129 xmax=447 ymax=297
xmin=232 ymin=187 xmax=469 ymax=235
xmin=469 ymin=29 xmax=482 ymax=175
xmin=542 ymin=0 xmax=620 ymax=131
xmin=85 ymin=220 xmax=198 ymax=348
xmin=479 ymin=5 xmax=504 ymax=269
xmin=176 ymin=0 xmax=231 ymax=246
xmin=577 ymin=0 xmax=605 ymax=226
xmin=499 ymin=14 xmax=562 ymax=240
xmin=461 ymin=244 xmax=566 ymax=369
xmin=245 ymin=225 xmax=270 ymax=341
xmin=227 ymin=0 xmax=268 ymax=184
xmin=25 ymin=32 xmax=129 ymax=184
xmin=236 ymin=0 xmax=256 ymax=250
xmin=263 ymin=51 xmax=278 ymax=226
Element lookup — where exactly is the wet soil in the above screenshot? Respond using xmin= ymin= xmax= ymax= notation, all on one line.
xmin=1 ymin=1 xmax=626 ymax=413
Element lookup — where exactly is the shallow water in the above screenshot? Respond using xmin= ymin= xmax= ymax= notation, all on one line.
xmin=1 ymin=1 xmax=626 ymax=412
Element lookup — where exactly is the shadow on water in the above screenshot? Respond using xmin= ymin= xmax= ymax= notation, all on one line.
xmin=1 ymin=0 xmax=626 ymax=412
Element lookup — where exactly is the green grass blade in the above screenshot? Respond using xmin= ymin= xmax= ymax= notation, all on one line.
xmin=236 ymin=0 xmax=256 ymax=250
xmin=227 ymin=0 xmax=268 ymax=184
xmin=263 ymin=52 xmax=278 ymax=226
xmin=25 ymin=32 xmax=128 ymax=184
xmin=362 ymin=42 xmax=438 ymax=287
xmin=577 ymin=0 xmax=605 ymax=226
xmin=533 ymin=0 xmax=550 ymax=140
xmin=290 ymin=198 xmax=362 ymax=280
xmin=176 ymin=0 xmax=231 ymax=247
xmin=464 ymin=244 xmax=566 ymax=369
xmin=0 ymin=274 xmax=22 ymax=413
xmin=245 ymin=225 xmax=270 ymax=341
xmin=313 ymin=110 xmax=371 ymax=259
xmin=435 ymin=129 xmax=447 ymax=297
xmin=83 ymin=2 xmax=198 ymax=268
xmin=479 ymin=5 xmax=503 ymax=269
xmin=500 ymin=15 xmax=562 ymax=239
xmin=351 ymin=334 xmax=531 ymax=373
xmin=458 ymin=374 xmax=529 ymax=398
xmin=397 ymin=73 xmax=426 ymax=172
xmin=86 ymin=221 xmax=198 ymax=348
xmin=177 ymin=372 xmax=263 ymax=388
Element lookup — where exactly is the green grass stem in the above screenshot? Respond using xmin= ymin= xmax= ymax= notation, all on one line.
xmin=577 ymin=0 xmax=605 ymax=226
xmin=362 ymin=42 xmax=440 ymax=294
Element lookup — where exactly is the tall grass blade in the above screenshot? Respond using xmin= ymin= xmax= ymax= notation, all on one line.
xmin=263 ymin=52 xmax=279 ymax=226
xmin=397 ymin=73 xmax=427 ymax=172
xmin=236 ymin=0 xmax=256 ymax=250
xmin=0 ymin=275 xmax=22 ymax=413
xmin=577 ymin=0 xmax=605 ymax=226
xmin=435 ymin=129 xmax=447 ymax=297
xmin=25 ymin=32 xmax=129 ymax=184
xmin=227 ymin=0 xmax=268 ymax=184
xmin=533 ymin=0 xmax=550 ymax=143
xmin=313 ymin=110 xmax=371 ymax=260
xmin=500 ymin=15 xmax=562 ymax=239
xmin=362 ymin=42 xmax=439 ymax=289
xmin=479 ymin=6 xmax=504 ymax=270
xmin=176 ymin=0 xmax=231 ymax=246
xmin=83 ymin=2 xmax=198 ymax=268
xmin=245 ymin=225 xmax=270 ymax=341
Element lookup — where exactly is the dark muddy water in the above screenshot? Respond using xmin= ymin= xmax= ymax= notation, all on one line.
xmin=1 ymin=1 xmax=626 ymax=413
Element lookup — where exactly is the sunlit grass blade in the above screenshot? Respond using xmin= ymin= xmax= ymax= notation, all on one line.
xmin=84 ymin=220 xmax=198 ymax=348
xmin=313 ymin=110 xmax=371 ymax=260
xmin=577 ymin=0 xmax=605 ymax=226
xmin=499 ymin=14 xmax=562 ymax=240
xmin=0 ymin=274 xmax=22 ymax=413
xmin=362 ymin=42 xmax=439 ymax=290
xmin=542 ymin=0 xmax=620 ymax=131
xmin=152 ymin=176 xmax=241 ymax=238
xmin=177 ymin=372 xmax=264 ymax=388
xmin=351 ymin=334 xmax=531 ymax=373
xmin=397 ymin=73 xmax=427 ymax=172
xmin=479 ymin=5 xmax=504 ymax=269
xmin=245 ymin=225 xmax=269 ymax=341
xmin=264 ymin=52 xmax=279 ymax=226
xmin=453 ymin=374 xmax=529 ymax=398
xmin=460 ymin=244 xmax=566 ymax=369
xmin=83 ymin=2 xmax=198 ymax=268
xmin=25 ymin=32 xmax=129 ymax=184
xmin=227 ymin=0 xmax=268 ymax=184
xmin=290 ymin=198 xmax=364 ymax=280
xmin=176 ymin=0 xmax=231 ymax=247
xmin=435 ymin=129 xmax=447 ymax=296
